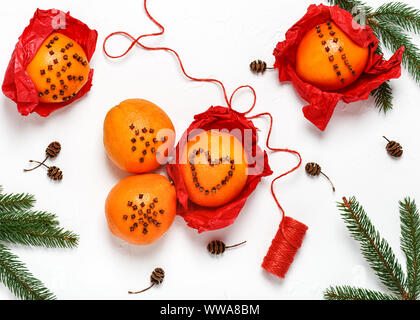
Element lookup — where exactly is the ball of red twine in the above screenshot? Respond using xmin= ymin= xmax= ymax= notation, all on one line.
xmin=262 ymin=216 xmax=308 ymax=278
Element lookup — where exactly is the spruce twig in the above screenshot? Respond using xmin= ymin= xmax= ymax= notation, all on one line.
xmin=0 ymin=211 xmax=58 ymax=229
xmin=0 ymin=225 xmax=79 ymax=249
xmin=369 ymin=2 xmax=420 ymax=34
xmin=370 ymin=21 xmax=420 ymax=83
xmin=371 ymin=81 xmax=393 ymax=113
xmin=0 ymin=243 xmax=55 ymax=300
xmin=327 ymin=0 xmax=372 ymax=13
xmin=325 ymin=285 xmax=397 ymax=300
xmin=374 ymin=42 xmax=384 ymax=55
xmin=370 ymin=42 xmax=395 ymax=113
xmin=399 ymin=198 xmax=420 ymax=299
xmin=0 ymin=193 xmax=35 ymax=213
xmin=0 ymin=186 xmax=79 ymax=299
xmin=327 ymin=0 xmax=420 ymax=113
xmin=338 ymin=197 xmax=407 ymax=297
xmin=326 ymin=196 xmax=420 ymax=300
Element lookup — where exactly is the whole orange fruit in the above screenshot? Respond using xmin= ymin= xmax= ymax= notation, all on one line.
xmin=296 ymin=21 xmax=369 ymax=91
xmin=103 ymin=99 xmax=175 ymax=173
xmin=179 ymin=130 xmax=248 ymax=207
xmin=105 ymin=174 xmax=176 ymax=245
xmin=26 ymin=32 xmax=90 ymax=103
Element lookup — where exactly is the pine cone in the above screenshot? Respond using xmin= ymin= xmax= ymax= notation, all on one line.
xmin=47 ymin=166 xmax=63 ymax=181
xmin=207 ymin=240 xmax=226 ymax=255
xmin=305 ymin=162 xmax=321 ymax=176
xmin=250 ymin=60 xmax=268 ymax=73
xmin=150 ymin=268 xmax=165 ymax=285
xmin=46 ymin=141 xmax=61 ymax=158
xmin=305 ymin=162 xmax=335 ymax=192
xmin=384 ymin=136 xmax=403 ymax=158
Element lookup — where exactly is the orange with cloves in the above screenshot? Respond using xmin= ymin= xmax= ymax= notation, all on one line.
xmin=105 ymin=174 xmax=176 ymax=245
xmin=103 ymin=99 xmax=175 ymax=174
xmin=179 ymin=130 xmax=248 ymax=207
xmin=26 ymin=32 xmax=90 ymax=103
xmin=296 ymin=20 xmax=369 ymax=91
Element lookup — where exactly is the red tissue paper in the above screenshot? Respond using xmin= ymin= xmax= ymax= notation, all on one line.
xmin=273 ymin=4 xmax=404 ymax=131
xmin=167 ymin=106 xmax=273 ymax=233
xmin=2 ymin=9 xmax=98 ymax=116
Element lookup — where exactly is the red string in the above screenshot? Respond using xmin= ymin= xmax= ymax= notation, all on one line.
xmin=247 ymin=112 xmax=301 ymax=219
xmin=247 ymin=112 xmax=307 ymax=278
xmin=103 ymin=0 xmax=306 ymax=278
xmin=103 ymin=0 xmax=258 ymax=111
xmin=229 ymin=85 xmax=257 ymax=115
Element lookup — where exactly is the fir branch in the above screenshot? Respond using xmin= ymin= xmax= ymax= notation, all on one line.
xmin=0 ymin=223 xmax=79 ymax=249
xmin=326 ymin=0 xmax=372 ymax=13
xmin=338 ymin=197 xmax=407 ymax=297
xmin=399 ymin=198 xmax=420 ymax=300
xmin=370 ymin=22 xmax=420 ymax=83
xmin=0 ymin=243 xmax=55 ymax=300
xmin=0 ymin=186 xmax=79 ymax=300
xmin=0 ymin=211 xmax=58 ymax=229
xmin=324 ymin=285 xmax=397 ymax=300
xmin=329 ymin=0 xmax=420 ymax=85
xmin=369 ymin=2 xmax=420 ymax=34
xmin=0 ymin=193 xmax=35 ymax=213
xmin=375 ymin=41 xmax=384 ymax=55
xmin=369 ymin=44 xmax=394 ymax=113
xmin=371 ymin=81 xmax=393 ymax=113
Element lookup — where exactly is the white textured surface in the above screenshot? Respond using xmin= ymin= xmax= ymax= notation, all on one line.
xmin=0 ymin=0 xmax=419 ymax=300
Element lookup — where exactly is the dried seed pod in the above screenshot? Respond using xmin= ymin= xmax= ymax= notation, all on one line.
xmin=250 ymin=60 xmax=273 ymax=74
xmin=305 ymin=162 xmax=335 ymax=192
xmin=25 ymin=160 xmax=63 ymax=181
xmin=128 ymin=268 xmax=165 ymax=294
xmin=24 ymin=141 xmax=62 ymax=172
xmin=47 ymin=166 xmax=63 ymax=181
xmin=207 ymin=240 xmax=247 ymax=255
xmin=46 ymin=141 xmax=62 ymax=158
xmin=383 ymin=136 xmax=403 ymax=158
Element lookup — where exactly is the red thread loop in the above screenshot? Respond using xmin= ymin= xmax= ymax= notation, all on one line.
xmin=104 ymin=0 xmax=306 ymax=279
xmin=103 ymin=0 xmax=234 ymax=108
xmin=229 ymin=85 xmax=257 ymax=114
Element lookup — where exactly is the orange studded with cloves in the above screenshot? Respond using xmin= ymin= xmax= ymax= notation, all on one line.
xmin=296 ymin=20 xmax=369 ymax=91
xmin=105 ymin=174 xmax=176 ymax=245
xmin=103 ymin=99 xmax=175 ymax=173
xmin=179 ymin=130 xmax=248 ymax=207
xmin=26 ymin=32 xmax=90 ymax=103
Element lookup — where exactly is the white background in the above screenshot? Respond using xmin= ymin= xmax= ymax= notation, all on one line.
xmin=0 ymin=0 xmax=419 ymax=300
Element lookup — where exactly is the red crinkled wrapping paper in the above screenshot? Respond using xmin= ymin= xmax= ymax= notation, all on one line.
xmin=167 ymin=106 xmax=273 ymax=233
xmin=2 ymin=9 xmax=98 ymax=116
xmin=273 ymin=4 xmax=404 ymax=131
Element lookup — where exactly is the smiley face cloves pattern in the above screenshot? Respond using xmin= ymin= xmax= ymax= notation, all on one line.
xmin=315 ymin=21 xmax=357 ymax=84
xmin=124 ymin=194 xmax=165 ymax=235
xmin=128 ymin=123 xmax=168 ymax=163
xmin=38 ymin=35 xmax=88 ymax=102
xmin=188 ymin=148 xmax=236 ymax=195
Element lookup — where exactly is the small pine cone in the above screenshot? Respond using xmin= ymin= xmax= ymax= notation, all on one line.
xmin=47 ymin=166 xmax=63 ymax=181
xmin=305 ymin=162 xmax=321 ymax=176
xmin=150 ymin=268 xmax=165 ymax=285
xmin=385 ymin=140 xmax=403 ymax=158
xmin=207 ymin=240 xmax=226 ymax=255
xmin=46 ymin=141 xmax=61 ymax=158
xmin=250 ymin=60 xmax=267 ymax=73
